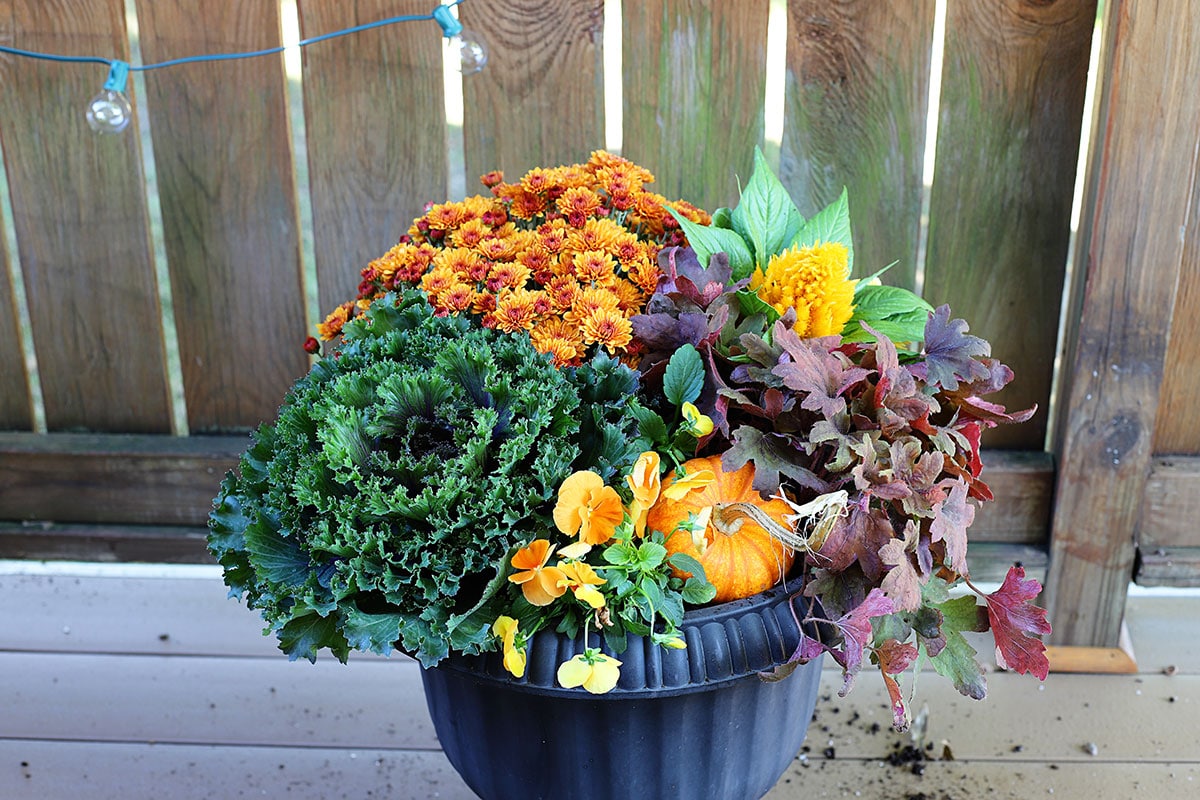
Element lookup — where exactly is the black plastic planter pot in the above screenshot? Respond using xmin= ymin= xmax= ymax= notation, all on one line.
xmin=421 ymin=582 xmax=823 ymax=800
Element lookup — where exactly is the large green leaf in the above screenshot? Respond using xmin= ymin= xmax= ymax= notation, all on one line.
xmin=791 ymin=187 xmax=854 ymax=275
xmin=732 ymin=149 xmax=805 ymax=272
xmin=278 ymin=612 xmax=350 ymax=664
xmin=668 ymin=208 xmax=755 ymax=280
xmin=340 ymin=605 xmax=405 ymax=656
xmin=244 ymin=515 xmax=310 ymax=588
xmin=844 ymin=283 xmax=934 ymax=346
xmin=662 ymin=344 xmax=705 ymax=407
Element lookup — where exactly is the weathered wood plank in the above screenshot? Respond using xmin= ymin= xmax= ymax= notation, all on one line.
xmin=0 ymin=651 xmax=433 ymax=748
xmin=924 ymin=0 xmax=1096 ymax=450
xmin=972 ymin=450 xmax=1053 ymax=544
xmin=1 ymin=741 xmax=476 ymax=800
xmin=298 ymin=1 xmax=448 ymax=314
xmin=620 ymin=0 xmax=769 ymax=211
xmin=460 ymin=0 xmax=605 ymax=180
xmin=1153 ymin=166 xmax=1200 ymax=453
xmin=780 ymin=0 xmax=935 ymax=290
xmin=0 ymin=192 xmax=32 ymax=431
xmin=1142 ymin=456 xmax=1200 ymax=548
xmin=134 ymin=0 xmax=308 ymax=433
xmin=1137 ymin=546 xmax=1200 ymax=587
xmin=0 ymin=432 xmax=242 ymax=526
xmin=1045 ymin=0 xmax=1199 ymax=647
xmin=0 ymin=522 xmax=211 ymax=563
xmin=0 ymin=0 xmax=171 ymax=433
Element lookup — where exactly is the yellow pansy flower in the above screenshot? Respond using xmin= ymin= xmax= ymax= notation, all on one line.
xmin=491 ymin=616 xmax=526 ymax=678
xmin=552 ymin=471 xmax=625 ymax=546
xmin=557 ymin=649 xmax=622 ymax=694
xmin=508 ymin=539 xmax=568 ymax=606
xmin=556 ymin=560 xmax=607 ymax=609
xmin=625 ymin=451 xmax=661 ymax=537
xmin=681 ymin=402 xmax=714 ymax=437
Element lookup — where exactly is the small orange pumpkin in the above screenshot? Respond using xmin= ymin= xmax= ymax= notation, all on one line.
xmin=648 ymin=455 xmax=795 ymax=603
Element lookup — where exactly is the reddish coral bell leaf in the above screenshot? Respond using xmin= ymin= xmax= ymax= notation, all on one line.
xmin=879 ymin=523 xmax=922 ymax=612
xmin=930 ymin=479 xmax=974 ymax=574
xmin=829 ymin=588 xmax=896 ymax=696
xmin=985 ymin=566 xmax=1052 ymax=680
xmin=875 ymin=638 xmax=920 ymax=731
xmin=912 ymin=305 xmax=992 ymax=391
xmin=772 ymin=327 xmax=871 ymax=420
xmin=865 ymin=323 xmax=934 ymax=432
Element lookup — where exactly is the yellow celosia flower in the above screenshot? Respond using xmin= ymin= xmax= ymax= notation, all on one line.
xmin=557 ymin=649 xmax=622 ymax=694
xmin=556 ymin=560 xmax=606 ymax=609
xmin=681 ymin=402 xmax=714 ymax=437
xmin=492 ymin=616 xmax=526 ymax=678
xmin=626 ymin=451 xmax=661 ymax=537
xmin=553 ymin=471 xmax=624 ymax=546
xmin=750 ymin=241 xmax=856 ymax=337
xmin=509 ymin=540 xmax=568 ymax=606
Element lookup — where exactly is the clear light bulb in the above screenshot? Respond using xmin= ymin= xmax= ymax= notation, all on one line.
xmin=433 ymin=4 xmax=487 ymax=74
xmin=448 ymin=30 xmax=488 ymax=74
xmin=86 ymin=88 xmax=132 ymax=134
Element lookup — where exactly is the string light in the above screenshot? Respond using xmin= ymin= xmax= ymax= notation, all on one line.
xmin=0 ymin=1 xmax=485 ymax=135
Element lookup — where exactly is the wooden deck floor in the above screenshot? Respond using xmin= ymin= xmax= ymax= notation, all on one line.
xmin=3 ymin=564 xmax=1199 ymax=799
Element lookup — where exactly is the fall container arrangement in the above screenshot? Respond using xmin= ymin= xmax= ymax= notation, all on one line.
xmin=209 ymin=150 xmax=1051 ymax=800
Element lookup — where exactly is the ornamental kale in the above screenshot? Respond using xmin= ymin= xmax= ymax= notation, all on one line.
xmin=208 ymin=291 xmax=644 ymax=667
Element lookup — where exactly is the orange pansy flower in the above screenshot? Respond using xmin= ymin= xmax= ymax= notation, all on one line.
xmin=508 ymin=540 xmax=568 ymax=606
xmin=553 ymin=471 xmax=624 ymax=546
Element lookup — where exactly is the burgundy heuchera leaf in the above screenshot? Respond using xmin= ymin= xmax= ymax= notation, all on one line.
xmin=930 ymin=479 xmax=974 ymax=574
xmin=875 ymin=638 xmax=920 ymax=730
xmin=830 ymin=588 xmax=896 ymax=696
xmin=985 ymin=566 xmax=1052 ymax=680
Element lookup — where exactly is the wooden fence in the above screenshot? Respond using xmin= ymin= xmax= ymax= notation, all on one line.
xmin=0 ymin=0 xmax=1196 ymax=653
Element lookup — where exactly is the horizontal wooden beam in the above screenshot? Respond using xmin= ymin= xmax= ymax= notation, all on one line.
xmin=0 ymin=522 xmax=212 ymax=563
xmin=0 ymin=433 xmax=1054 ymax=547
xmin=0 ymin=432 xmax=244 ymax=527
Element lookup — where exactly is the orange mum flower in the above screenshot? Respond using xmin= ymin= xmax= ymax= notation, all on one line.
xmin=438 ymin=282 xmax=476 ymax=313
xmin=450 ymin=218 xmax=489 ymax=249
xmin=538 ymin=220 xmax=571 ymax=254
xmin=317 ymin=302 xmax=353 ymax=340
xmin=508 ymin=540 xmax=568 ymax=607
xmin=521 ymin=167 xmax=558 ymax=195
xmin=477 ymin=236 xmax=517 ymax=262
xmin=627 ymin=258 xmax=663 ymax=295
xmin=573 ymin=250 xmax=618 ymax=285
xmin=493 ymin=287 xmax=540 ymax=332
xmin=556 ymin=187 xmax=603 ymax=219
xmin=487 ymin=262 xmax=532 ymax=292
xmin=544 ymin=275 xmax=582 ymax=311
xmin=552 ymin=471 xmax=624 ymax=546
xmin=425 ymin=202 xmax=467 ymax=232
xmin=580 ymin=306 xmax=634 ymax=353
xmin=420 ymin=266 xmax=457 ymax=298
xmin=568 ymin=218 xmax=623 ymax=256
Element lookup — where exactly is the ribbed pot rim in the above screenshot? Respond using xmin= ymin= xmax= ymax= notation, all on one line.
xmin=432 ymin=578 xmax=818 ymax=699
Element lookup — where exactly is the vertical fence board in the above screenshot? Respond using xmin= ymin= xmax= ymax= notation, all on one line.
xmin=298 ymin=2 xmax=447 ymax=315
xmin=925 ymin=0 xmax=1096 ymax=449
xmin=0 ymin=204 xmax=32 ymax=431
xmin=1152 ymin=175 xmax=1200 ymax=454
xmin=620 ymin=0 xmax=769 ymax=212
xmin=780 ymin=0 xmax=935 ymax=291
xmin=0 ymin=0 xmax=171 ymax=433
xmin=135 ymin=0 xmax=308 ymax=433
xmin=1045 ymin=0 xmax=1198 ymax=647
xmin=460 ymin=0 xmax=604 ymax=180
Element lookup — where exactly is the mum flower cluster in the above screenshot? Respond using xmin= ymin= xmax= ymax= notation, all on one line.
xmin=215 ymin=148 xmax=1051 ymax=731
xmin=317 ymin=151 xmax=710 ymax=366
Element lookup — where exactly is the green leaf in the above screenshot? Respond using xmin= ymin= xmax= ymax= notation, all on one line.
xmin=791 ymin=187 xmax=853 ymax=275
xmin=668 ymin=208 xmax=755 ymax=280
xmin=926 ymin=627 xmax=987 ymax=700
xmin=734 ymin=288 xmax=781 ymax=325
xmin=663 ymin=344 xmax=705 ymax=407
xmin=634 ymin=541 xmax=669 ymax=571
xmin=340 ymin=606 xmax=404 ymax=656
xmin=843 ymin=284 xmax=934 ymax=346
xmin=278 ymin=612 xmax=350 ymax=664
xmin=630 ymin=401 xmax=670 ymax=445
xmin=244 ymin=515 xmax=310 ymax=588
xmin=711 ymin=207 xmax=734 ymax=229
xmin=732 ymin=147 xmax=805 ymax=271
xmin=681 ymin=576 xmax=717 ymax=605
xmin=854 ymin=260 xmax=899 ymax=292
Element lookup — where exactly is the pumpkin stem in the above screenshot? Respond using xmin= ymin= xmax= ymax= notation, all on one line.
xmin=714 ymin=491 xmax=849 ymax=553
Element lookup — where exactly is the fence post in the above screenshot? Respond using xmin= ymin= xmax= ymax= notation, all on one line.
xmin=1045 ymin=0 xmax=1199 ymax=649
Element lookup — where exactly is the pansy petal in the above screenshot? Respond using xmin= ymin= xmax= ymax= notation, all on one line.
xmin=582 ymin=655 xmax=622 ymax=694
xmin=557 ymin=655 xmax=591 ymax=689
xmin=558 ymin=540 xmax=593 ymax=560
xmin=574 ymin=584 xmax=606 ymax=609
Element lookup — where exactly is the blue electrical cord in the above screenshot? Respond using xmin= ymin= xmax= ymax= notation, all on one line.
xmin=0 ymin=0 xmax=464 ymax=88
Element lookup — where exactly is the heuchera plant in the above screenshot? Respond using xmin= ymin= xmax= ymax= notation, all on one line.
xmin=210 ymin=149 xmax=1050 ymax=732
